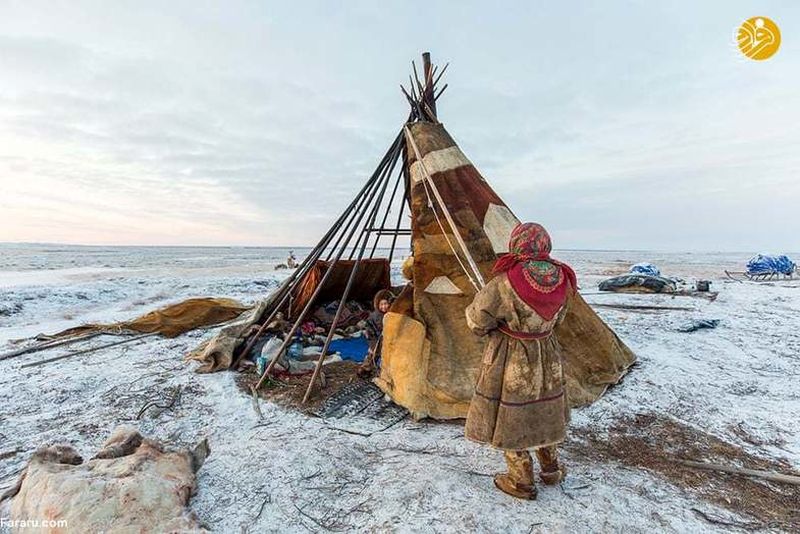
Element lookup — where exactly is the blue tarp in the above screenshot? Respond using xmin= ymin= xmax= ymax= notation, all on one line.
xmin=327 ymin=336 xmax=369 ymax=363
xmin=746 ymin=254 xmax=796 ymax=275
xmin=630 ymin=263 xmax=661 ymax=277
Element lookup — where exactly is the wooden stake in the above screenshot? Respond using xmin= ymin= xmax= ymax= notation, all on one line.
xmin=679 ymin=460 xmax=800 ymax=486
xmin=589 ymin=303 xmax=695 ymax=312
xmin=20 ymin=333 xmax=157 ymax=369
xmin=0 ymin=332 xmax=102 ymax=362
xmin=249 ymin=385 xmax=263 ymax=420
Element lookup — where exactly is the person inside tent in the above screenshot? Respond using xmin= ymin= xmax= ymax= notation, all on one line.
xmin=464 ymin=222 xmax=576 ymax=500
xmin=357 ymin=289 xmax=394 ymax=377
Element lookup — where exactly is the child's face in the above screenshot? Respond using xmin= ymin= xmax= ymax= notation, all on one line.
xmin=378 ymin=299 xmax=391 ymax=313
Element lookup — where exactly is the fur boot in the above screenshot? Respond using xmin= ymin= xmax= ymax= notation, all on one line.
xmin=535 ymin=445 xmax=566 ymax=485
xmin=495 ymin=450 xmax=537 ymax=500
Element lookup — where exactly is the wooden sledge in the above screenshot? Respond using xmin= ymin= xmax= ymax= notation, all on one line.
xmin=725 ymin=269 xmax=797 ymax=283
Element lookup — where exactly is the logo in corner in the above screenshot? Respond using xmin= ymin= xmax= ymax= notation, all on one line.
xmin=737 ymin=17 xmax=781 ymax=60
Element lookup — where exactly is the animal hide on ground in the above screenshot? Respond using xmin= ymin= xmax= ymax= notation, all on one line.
xmin=2 ymin=426 xmax=209 ymax=533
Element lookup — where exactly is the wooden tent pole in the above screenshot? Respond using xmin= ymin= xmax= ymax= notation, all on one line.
xmin=406 ymin=76 xmax=425 ymax=120
xmin=368 ymin=144 xmax=406 ymax=258
xmin=432 ymin=62 xmax=449 ymax=90
xmin=256 ymin=133 xmax=404 ymax=389
xmin=422 ymin=52 xmax=437 ymax=118
xmin=256 ymin=143 xmax=399 ymax=388
xmin=301 ymin=256 xmax=362 ymax=403
xmin=411 ymin=61 xmax=425 ymax=102
xmin=387 ymin=178 xmax=409 ymax=264
xmin=399 ymin=85 xmax=421 ymax=120
xmin=301 ymin=143 xmax=402 ymax=403
xmin=235 ymin=137 xmax=400 ymax=365
xmin=350 ymin=137 xmax=403 ymax=259
xmin=341 ymin=110 xmax=410 ymax=261
xmin=236 ymin=185 xmax=367 ymax=366
xmin=324 ymin=137 xmax=401 ymax=262
xmin=256 ymin=169 xmax=386 ymax=386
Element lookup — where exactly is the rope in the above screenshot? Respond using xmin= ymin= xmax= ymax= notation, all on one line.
xmin=404 ymin=125 xmax=486 ymax=291
xmin=419 ymin=170 xmax=481 ymax=293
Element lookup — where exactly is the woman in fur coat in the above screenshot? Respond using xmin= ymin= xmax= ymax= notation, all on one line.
xmin=465 ymin=222 xmax=576 ymax=500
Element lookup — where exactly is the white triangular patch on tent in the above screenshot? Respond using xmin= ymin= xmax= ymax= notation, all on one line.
xmin=483 ymin=203 xmax=520 ymax=253
xmin=424 ymin=276 xmax=463 ymax=295
xmin=410 ymin=146 xmax=471 ymax=184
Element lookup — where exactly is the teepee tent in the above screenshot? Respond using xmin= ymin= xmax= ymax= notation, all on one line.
xmin=189 ymin=53 xmax=635 ymax=414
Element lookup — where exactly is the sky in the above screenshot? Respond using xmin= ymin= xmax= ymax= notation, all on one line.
xmin=0 ymin=1 xmax=798 ymax=252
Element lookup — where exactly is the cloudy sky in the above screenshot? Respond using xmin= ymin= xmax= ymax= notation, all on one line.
xmin=0 ymin=1 xmax=797 ymax=251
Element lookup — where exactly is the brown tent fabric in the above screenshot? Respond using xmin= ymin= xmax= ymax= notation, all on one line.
xmin=556 ymin=293 xmax=637 ymax=406
xmin=375 ymin=122 xmax=636 ymax=419
xmin=377 ymin=292 xmax=637 ymax=420
xmin=289 ymin=259 xmax=390 ymax=319
xmin=48 ymin=297 xmax=251 ymax=339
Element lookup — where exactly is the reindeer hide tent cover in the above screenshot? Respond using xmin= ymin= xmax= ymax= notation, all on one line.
xmin=375 ymin=121 xmax=635 ymax=418
xmin=189 ymin=54 xmax=636 ymax=417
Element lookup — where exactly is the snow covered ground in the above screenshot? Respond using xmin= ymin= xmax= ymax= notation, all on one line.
xmin=1 ymin=245 xmax=798 ymax=533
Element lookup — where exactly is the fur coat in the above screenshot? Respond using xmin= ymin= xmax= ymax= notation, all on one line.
xmin=464 ymin=273 xmax=570 ymax=451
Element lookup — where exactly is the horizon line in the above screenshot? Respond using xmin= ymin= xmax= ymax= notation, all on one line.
xmin=0 ymin=241 xmax=792 ymax=256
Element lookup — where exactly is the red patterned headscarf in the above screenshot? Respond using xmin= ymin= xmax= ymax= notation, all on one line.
xmin=493 ymin=223 xmax=577 ymax=321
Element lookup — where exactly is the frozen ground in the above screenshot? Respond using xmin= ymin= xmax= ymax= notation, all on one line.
xmin=1 ymin=245 xmax=798 ymax=533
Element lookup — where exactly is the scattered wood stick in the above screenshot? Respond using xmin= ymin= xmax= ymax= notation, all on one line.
xmin=250 ymin=385 xmax=263 ymax=420
xmin=20 ymin=333 xmax=158 ymax=369
xmin=679 ymin=460 xmax=800 ymax=486
xmin=253 ymin=492 xmax=272 ymax=523
xmin=589 ymin=303 xmax=694 ymax=312
xmin=136 ymin=386 xmax=183 ymax=420
xmin=293 ymin=502 xmax=337 ymax=531
xmin=0 ymin=332 xmax=102 ymax=362
xmin=690 ymin=507 xmax=761 ymax=529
